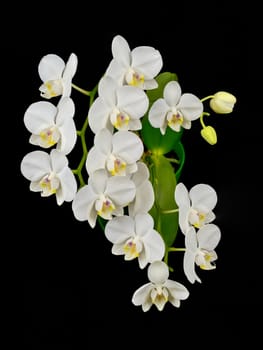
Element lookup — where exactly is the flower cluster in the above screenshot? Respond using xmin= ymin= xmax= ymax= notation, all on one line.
xmin=20 ymin=35 xmax=236 ymax=312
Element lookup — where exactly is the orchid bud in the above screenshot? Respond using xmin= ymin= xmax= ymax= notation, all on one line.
xmin=201 ymin=126 xmax=217 ymax=145
xmin=209 ymin=91 xmax=236 ymax=114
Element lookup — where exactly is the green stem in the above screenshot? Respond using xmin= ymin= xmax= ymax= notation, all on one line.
xmin=201 ymin=95 xmax=214 ymax=102
xmin=166 ymin=157 xmax=180 ymax=164
xmin=200 ymin=114 xmax=206 ymax=128
xmin=72 ymin=83 xmax=91 ymax=96
xmin=200 ymin=112 xmax=211 ymax=129
xmin=72 ymin=83 xmax=98 ymax=187
xmin=168 ymin=247 xmax=186 ymax=252
xmin=164 ymin=249 xmax=174 ymax=271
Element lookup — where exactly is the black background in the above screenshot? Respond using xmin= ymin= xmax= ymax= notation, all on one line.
xmin=5 ymin=2 xmax=261 ymax=347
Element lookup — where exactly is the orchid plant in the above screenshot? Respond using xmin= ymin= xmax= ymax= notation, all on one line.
xmin=20 ymin=34 xmax=236 ymax=312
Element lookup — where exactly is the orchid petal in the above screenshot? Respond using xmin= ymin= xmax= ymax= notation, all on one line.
xmin=164 ymin=81 xmax=182 ymax=107
xmin=50 ymin=149 xmax=68 ymax=174
xmin=112 ymin=131 xmax=143 ymax=163
xmin=143 ymin=230 xmax=165 ymax=263
xmin=147 ymin=261 xmax=169 ymax=284
xmin=21 ymin=151 xmax=51 ymax=181
xmin=62 ymin=53 xmax=78 ymax=97
xmin=56 ymin=97 xmax=75 ymax=124
xmin=132 ymin=46 xmax=163 ymax=79
xmin=98 ymin=76 xmax=117 ymax=106
xmin=197 ymin=224 xmax=221 ymax=250
xmin=86 ymin=147 xmax=107 ymax=175
xmin=189 ymin=184 xmax=217 ymax=212
xmin=89 ymin=169 xmax=108 ymax=194
xmin=184 ymin=228 xmax=200 ymax=283
xmin=58 ymin=117 xmax=77 ymax=155
xmin=105 ymin=215 xmax=134 ymax=244
xmin=24 ymin=101 xmax=57 ymax=133
xmin=72 ymin=185 xmax=98 ymax=226
xmin=183 ymin=249 xmax=200 ymax=283
xmin=116 ymin=86 xmax=149 ymax=118
xmin=134 ymin=213 xmax=154 ymax=237
xmin=38 ymin=54 xmax=65 ymax=82
xmin=88 ymin=97 xmax=114 ymax=134
xmin=132 ymin=283 xmax=152 ymax=306
xmin=148 ymin=98 xmax=169 ymax=129
xmin=94 ymin=128 xmax=112 ymax=154
xmin=58 ymin=167 xmax=77 ymax=202
xmin=164 ymin=280 xmax=190 ymax=300
xmin=174 ymin=182 xmax=190 ymax=207
xmin=105 ymin=59 xmax=127 ymax=85
xmin=128 ymin=180 xmax=154 ymax=216
xmin=131 ymin=162 xmax=149 ymax=185
xmin=111 ymin=35 xmax=131 ymax=67
xmin=106 ymin=176 xmax=136 ymax=206
xmin=177 ymin=93 xmax=203 ymax=121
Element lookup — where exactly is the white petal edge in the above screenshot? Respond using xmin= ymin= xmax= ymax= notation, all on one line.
xmin=38 ymin=54 xmax=65 ymax=82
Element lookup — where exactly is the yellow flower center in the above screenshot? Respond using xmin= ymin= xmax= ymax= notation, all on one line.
xmin=197 ymin=249 xmax=216 ymax=270
xmin=39 ymin=173 xmax=59 ymax=196
xmin=151 ymin=286 xmax=169 ymax=310
xmin=125 ymin=68 xmax=145 ymax=87
xmin=96 ymin=196 xmax=116 ymax=220
xmin=39 ymin=79 xmax=63 ymax=99
xmin=39 ymin=126 xmax=61 ymax=147
xmin=193 ymin=213 xmax=206 ymax=228
xmin=167 ymin=111 xmax=184 ymax=132
xmin=114 ymin=113 xmax=130 ymax=129
xmin=107 ymin=155 xmax=127 ymax=176
xmin=123 ymin=240 xmax=140 ymax=259
xmin=189 ymin=209 xmax=206 ymax=228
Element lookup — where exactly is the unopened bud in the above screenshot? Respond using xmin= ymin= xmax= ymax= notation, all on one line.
xmin=210 ymin=91 xmax=236 ymax=114
xmin=201 ymin=126 xmax=217 ymax=145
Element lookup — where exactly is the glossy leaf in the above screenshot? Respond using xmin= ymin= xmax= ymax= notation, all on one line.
xmin=174 ymin=141 xmax=185 ymax=182
xmin=148 ymin=154 xmax=178 ymax=247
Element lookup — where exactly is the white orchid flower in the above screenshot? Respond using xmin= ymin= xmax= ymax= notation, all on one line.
xmin=72 ymin=169 xmax=136 ymax=228
xmin=104 ymin=214 xmax=165 ymax=269
xmin=38 ymin=53 xmax=78 ymax=99
xmin=105 ymin=34 xmax=163 ymax=89
xmin=128 ymin=162 xmax=154 ymax=217
xmin=86 ymin=128 xmax=144 ymax=176
xmin=23 ymin=97 xmax=76 ymax=155
xmin=175 ymin=182 xmax=217 ymax=234
xmin=148 ymin=80 xmax=203 ymax=135
xmin=132 ymin=260 xmax=189 ymax=311
xmin=88 ymin=75 xmax=149 ymax=134
xmin=20 ymin=149 xmax=77 ymax=205
xmin=183 ymin=224 xmax=221 ymax=283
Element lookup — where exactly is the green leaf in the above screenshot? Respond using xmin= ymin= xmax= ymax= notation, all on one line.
xmin=141 ymin=72 xmax=182 ymax=154
xmin=174 ymin=141 xmax=185 ymax=182
xmin=149 ymin=154 xmax=178 ymax=247
xmin=141 ymin=117 xmax=183 ymax=155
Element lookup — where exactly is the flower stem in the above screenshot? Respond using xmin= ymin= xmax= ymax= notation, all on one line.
xmin=200 ymin=114 xmax=206 ymax=128
xmin=72 ymin=83 xmax=91 ymax=96
xmin=201 ymin=95 xmax=214 ymax=102
xmin=166 ymin=157 xmax=180 ymax=164
xmin=164 ymin=249 xmax=174 ymax=271
xmin=168 ymin=247 xmax=186 ymax=252
xmin=200 ymin=112 xmax=211 ymax=128
xmin=72 ymin=83 xmax=98 ymax=187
